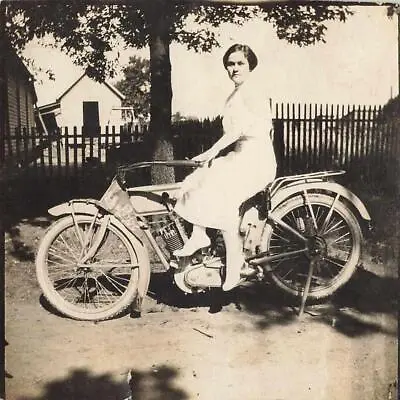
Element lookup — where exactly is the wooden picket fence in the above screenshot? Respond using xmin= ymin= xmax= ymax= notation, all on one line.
xmin=273 ymin=104 xmax=400 ymax=180
xmin=2 ymin=103 xmax=399 ymax=190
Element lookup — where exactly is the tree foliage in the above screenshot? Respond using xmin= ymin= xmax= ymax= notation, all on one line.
xmin=259 ymin=4 xmax=351 ymax=46
xmin=5 ymin=2 xmax=353 ymax=81
xmin=114 ymin=55 xmax=150 ymax=123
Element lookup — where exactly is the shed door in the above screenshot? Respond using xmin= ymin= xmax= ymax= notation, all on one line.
xmin=83 ymin=101 xmax=100 ymax=137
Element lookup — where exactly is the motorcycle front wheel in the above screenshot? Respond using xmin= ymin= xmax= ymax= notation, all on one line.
xmin=262 ymin=193 xmax=363 ymax=299
xmin=36 ymin=214 xmax=146 ymax=321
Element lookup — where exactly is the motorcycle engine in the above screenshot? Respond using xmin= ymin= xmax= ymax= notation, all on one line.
xmin=173 ymin=256 xmax=223 ymax=293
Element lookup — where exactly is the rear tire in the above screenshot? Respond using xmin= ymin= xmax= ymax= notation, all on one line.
xmin=261 ymin=193 xmax=362 ymax=299
xmin=36 ymin=214 xmax=147 ymax=321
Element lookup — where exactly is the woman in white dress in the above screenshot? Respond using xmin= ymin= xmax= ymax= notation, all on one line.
xmin=173 ymin=44 xmax=277 ymax=291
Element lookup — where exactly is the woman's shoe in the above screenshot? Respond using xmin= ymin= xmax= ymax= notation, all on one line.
xmin=222 ymin=274 xmax=241 ymax=291
xmin=222 ymin=266 xmax=241 ymax=291
xmin=173 ymin=235 xmax=211 ymax=257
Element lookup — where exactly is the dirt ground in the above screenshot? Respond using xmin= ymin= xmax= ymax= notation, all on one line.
xmin=3 ymin=192 xmax=399 ymax=400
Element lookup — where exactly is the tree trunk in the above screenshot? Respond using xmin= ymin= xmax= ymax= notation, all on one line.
xmin=145 ymin=0 xmax=175 ymax=184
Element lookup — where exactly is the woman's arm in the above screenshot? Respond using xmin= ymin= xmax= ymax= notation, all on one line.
xmin=192 ymin=133 xmax=240 ymax=162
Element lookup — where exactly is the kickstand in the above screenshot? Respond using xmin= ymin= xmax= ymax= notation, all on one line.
xmin=298 ymin=259 xmax=317 ymax=317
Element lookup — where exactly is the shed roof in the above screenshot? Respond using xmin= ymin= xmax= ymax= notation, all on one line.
xmin=56 ymin=72 xmax=125 ymax=103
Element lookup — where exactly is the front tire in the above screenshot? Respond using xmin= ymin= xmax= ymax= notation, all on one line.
xmin=261 ymin=193 xmax=363 ymax=299
xmin=36 ymin=214 xmax=147 ymax=321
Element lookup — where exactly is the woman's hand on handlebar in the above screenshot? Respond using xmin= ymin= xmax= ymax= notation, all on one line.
xmin=192 ymin=150 xmax=217 ymax=165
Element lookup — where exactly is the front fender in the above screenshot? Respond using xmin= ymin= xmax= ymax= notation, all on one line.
xmin=48 ymin=199 xmax=101 ymax=217
xmin=48 ymin=199 xmax=151 ymax=314
xmin=271 ymin=181 xmax=371 ymax=222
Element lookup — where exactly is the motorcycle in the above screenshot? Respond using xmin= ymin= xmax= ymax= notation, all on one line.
xmin=35 ymin=160 xmax=372 ymax=321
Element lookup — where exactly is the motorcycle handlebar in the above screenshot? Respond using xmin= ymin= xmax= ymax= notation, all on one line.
xmin=116 ymin=160 xmax=203 ymax=174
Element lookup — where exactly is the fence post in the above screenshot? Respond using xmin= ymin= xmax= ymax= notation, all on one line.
xmin=328 ymin=104 xmax=334 ymax=169
xmin=364 ymin=106 xmax=372 ymax=179
xmin=347 ymin=105 xmax=354 ymax=171
xmin=273 ymin=104 xmax=285 ymax=176
xmin=64 ymin=127 xmax=69 ymax=177
xmin=73 ymin=126 xmax=78 ymax=177
xmin=338 ymin=105 xmax=345 ymax=168
xmin=56 ymin=128 xmax=62 ymax=177
xmin=48 ymin=130 xmax=53 ymax=177
xmin=112 ymin=125 xmax=116 ymax=148
xmin=105 ymin=125 xmax=109 ymax=164
xmin=323 ymin=104 xmax=329 ymax=169
xmin=80 ymin=126 xmax=85 ymax=175
xmin=97 ymin=126 xmax=102 ymax=162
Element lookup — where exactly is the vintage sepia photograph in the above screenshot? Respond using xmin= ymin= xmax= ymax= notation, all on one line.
xmin=2 ymin=0 xmax=398 ymax=399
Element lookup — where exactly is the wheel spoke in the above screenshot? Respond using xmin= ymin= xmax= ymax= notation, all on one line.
xmin=332 ymin=231 xmax=351 ymax=244
xmin=90 ymin=262 xmax=138 ymax=270
xmin=54 ymin=276 xmax=79 ymax=291
xmin=322 ymin=219 xmax=344 ymax=235
xmin=270 ymin=231 xmax=291 ymax=243
xmin=48 ymin=248 xmax=77 ymax=264
xmin=319 ymin=194 xmax=340 ymax=234
xmin=315 ymin=205 xmax=325 ymax=226
xmin=53 ymin=234 xmax=80 ymax=262
xmin=93 ymin=278 xmax=115 ymax=305
xmin=324 ymin=256 xmax=347 ymax=269
xmin=270 ymin=214 xmax=308 ymax=243
xmin=79 ymin=221 xmax=99 ymax=259
xmin=97 ymin=271 xmax=127 ymax=295
xmin=47 ymin=258 xmax=76 ymax=269
xmin=50 ymin=239 xmax=79 ymax=257
xmin=303 ymin=190 xmax=318 ymax=231
xmin=280 ymin=267 xmax=294 ymax=280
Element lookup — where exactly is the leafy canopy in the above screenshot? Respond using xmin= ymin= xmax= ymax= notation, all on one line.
xmin=5 ymin=2 xmax=353 ymax=81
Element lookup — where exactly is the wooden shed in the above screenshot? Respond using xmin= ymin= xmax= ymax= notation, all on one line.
xmin=1 ymin=41 xmax=38 ymax=168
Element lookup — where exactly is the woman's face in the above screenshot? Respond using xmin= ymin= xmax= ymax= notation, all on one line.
xmin=225 ymin=51 xmax=251 ymax=86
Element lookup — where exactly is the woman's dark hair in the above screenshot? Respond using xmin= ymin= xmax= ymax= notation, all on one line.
xmin=223 ymin=44 xmax=258 ymax=71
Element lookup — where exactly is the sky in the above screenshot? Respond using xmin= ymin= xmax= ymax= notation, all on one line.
xmin=23 ymin=5 xmax=398 ymax=118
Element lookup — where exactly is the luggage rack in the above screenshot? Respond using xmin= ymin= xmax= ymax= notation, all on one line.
xmin=269 ymin=170 xmax=346 ymax=196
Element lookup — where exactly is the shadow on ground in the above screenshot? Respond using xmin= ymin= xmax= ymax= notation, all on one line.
xmin=148 ymin=267 xmax=398 ymax=338
xmin=16 ymin=366 xmax=188 ymax=400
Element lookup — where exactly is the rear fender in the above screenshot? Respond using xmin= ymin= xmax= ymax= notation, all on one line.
xmin=271 ymin=181 xmax=371 ymax=222
xmin=48 ymin=199 xmax=151 ymax=314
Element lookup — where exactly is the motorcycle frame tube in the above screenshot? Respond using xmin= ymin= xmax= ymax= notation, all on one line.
xmin=245 ymin=214 xmax=309 ymax=265
xmin=141 ymin=228 xmax=171 ymax=271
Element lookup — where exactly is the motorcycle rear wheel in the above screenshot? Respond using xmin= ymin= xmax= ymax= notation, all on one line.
xmin=262 ymin=193 xmax=362 ymax=299
xmin=36 ymin=214 xmax=145 ymax=321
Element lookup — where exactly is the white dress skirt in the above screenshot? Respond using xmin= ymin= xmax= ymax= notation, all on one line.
xmin=174 ymin=75 xmax=277 ymax=230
